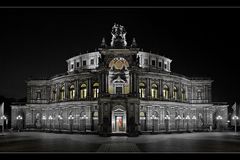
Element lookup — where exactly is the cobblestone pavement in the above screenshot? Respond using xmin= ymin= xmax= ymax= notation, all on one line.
xmin=0 ymin=132 xmax=240 ymax=152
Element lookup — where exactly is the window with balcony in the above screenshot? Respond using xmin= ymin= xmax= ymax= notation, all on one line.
xmin=139 ymin=82 xmax=146 ymax=98
xmin=60 ymin=86 xmax=65 ymax=100
xmin=69 ymin=85 xmax=75 ymax=100
xmin=163 ymin=85 xmax=169 ymax=100
xmin=80 ymin=84 xmax=87 ymax=99
xmin=173 ymin=86 xmax=178 ymax=100
xmin=151 ymin=84 xmax=158 ymax=99
xmin=93 ymin=83 xmax=99 ymax=98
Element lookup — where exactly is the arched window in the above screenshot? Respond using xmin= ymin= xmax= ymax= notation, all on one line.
xmin=197 ymin=89 xmax=202 ymax=100
xmin=163 ymin=85 xmax=169 ymax=100
xmin=80 ymin=83 xmax=87 ymax=99
xmin=69 ymin=85 xmax=75 ymax=100
xmin=52 ymin=89 xmax=57 ymax=101
xmin=181 ymin=88 xmax=186 ymax=101
xmin=173 ymin=86 xmax=178 ymax=100
xmin=93 ymin=83 xmax=99 ymax=98
xmin=139 ymin=82 xmax=145 ymax=98
xmin=151 ymin=84 xmax=158 ymax=99
xmin=60 ymin=86 xmax=65 ymax=100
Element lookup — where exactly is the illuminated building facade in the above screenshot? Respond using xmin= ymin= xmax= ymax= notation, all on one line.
xmin=11 ymin=24 xmax=228 ymax=136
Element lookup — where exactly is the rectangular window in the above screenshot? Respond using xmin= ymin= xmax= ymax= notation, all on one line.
xmin=71 ymin=64 xmax=74 ymax=69
xmin=83 ymin=60 xmax=86 ymax=66
xmin=76 ymin=62 xmax=79 ymax=67
xmin=164 ymin=64 xmax=167 ymax=69
xmin=159 ymin=62 xmax=162 ymax=67
xmin=90 ymin=59 xmax=94 ymax=65
xmin=152 ymin=60 xmax=156 ymax=66
xmin=144 ymin=59 xmax=148 ymax=65
xmin=36 ymin=92 xmax=41 ymax=100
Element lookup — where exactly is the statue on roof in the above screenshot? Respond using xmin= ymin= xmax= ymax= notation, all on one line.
xmin=110 ymin=23 xmax=127 ymax=48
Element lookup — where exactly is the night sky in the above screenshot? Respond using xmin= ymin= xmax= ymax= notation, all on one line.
xmin=0 ymin=8 xmax=239 ymax=105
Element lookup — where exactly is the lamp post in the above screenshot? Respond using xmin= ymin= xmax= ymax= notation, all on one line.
xmin=57 ymin=115 xmax=63 ymax=132
xmin=185 ymin=115 xmax=190 ymax=132
xmin=192 ymin=115 xmax=197 ymax=131
xmin=175 ymin=115 xmax=181 ymax=132
xmin=232 ymin=115 xmax=239 ymax=134
xmin=164 ymin=115 xmax=170 ymax=132
xmin=82 ymin=115 xmax=88 ymax=133
xmin=68 ymin=115 xmax=74 ymax=133
xmin=1 ymin=115 xmax=7 ymax=134
xmin=48 ymin=115 xmax=53 ymax=131
xmin=216 ymin=115 xmax=223 ymax=131
xmin=16 ymin=115 xmax=23 ymax=132
xmin=42 ymin=115 xmax=46 ymax=131
xmin=150 ymin=115 xmax=156 ymax=134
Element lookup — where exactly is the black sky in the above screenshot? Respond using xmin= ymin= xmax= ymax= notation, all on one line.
xmin=0 ymin=8 xmax=239 ymax=105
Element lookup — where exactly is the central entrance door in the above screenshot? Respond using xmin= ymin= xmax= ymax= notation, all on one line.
xmin=112 ymin=106 xmax=127 ymax=133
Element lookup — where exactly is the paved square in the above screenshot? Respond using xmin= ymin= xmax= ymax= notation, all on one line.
xmin=0 ymin=132 xmax=240 ymax=152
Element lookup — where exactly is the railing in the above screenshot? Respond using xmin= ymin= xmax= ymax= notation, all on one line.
xmin=29 ymin=99 xmax=49 ymax=104
xmin=189 ymin=99 xmax=209 ymax=104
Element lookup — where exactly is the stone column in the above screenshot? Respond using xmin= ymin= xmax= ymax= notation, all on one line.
xmin=76 ymin=80 xmax=79 ymax=100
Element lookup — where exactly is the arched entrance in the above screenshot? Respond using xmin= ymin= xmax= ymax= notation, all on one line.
xmin=112 ymin=105 xmax=127 ymax=133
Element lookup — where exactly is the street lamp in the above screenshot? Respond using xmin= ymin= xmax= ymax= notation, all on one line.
xmin=175 ymin=115 xmax=181 ymax=132
xmin=192 ymin=115 xmax=197 ymax=131
xmin=164 ymin=115 xmax=170 ymax=132
xmin=58 ymin=115 xmax=63 ymax=132
xmin=150 ymin=115 xmax=156 ymax=134
xmin=68 ymin=115 xmax=74 ymax=133
xmin=185 ymin=115 xmax=190 ymax=131
xmin=16 ymin=115 xmax=23 ymax=132
xmin=232 ymin=115 xmax=239 ymax=134
xmin=42 ymin=115 xmax=46 ymax=131
xmin=216 ymin=115 xmax=223 ymax=131
xmin=1 ymin=115 xmax=7 ymax=134
xmin=81 ymin=115 xmax=88 ymax=133
xmin=48 ymin=115 xmax=53 ymax=131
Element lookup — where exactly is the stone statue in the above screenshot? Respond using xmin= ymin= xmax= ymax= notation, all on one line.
xmin=110 ymin=23 xmax=127 ymax=47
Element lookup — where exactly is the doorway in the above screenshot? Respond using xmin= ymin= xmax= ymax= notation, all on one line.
xmin=112 ymin=106 xmax=127 ymax=133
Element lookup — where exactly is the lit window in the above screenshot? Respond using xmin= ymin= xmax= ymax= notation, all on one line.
xmin=80 ymin=84 xmax=87 ymax=99
xmin=69 ymin=85 xmax=75 ymax=100
xmin=163 ymin=85 xmax=169 ymax=100
xmin=139 ymin=83 xmax=145 ymax=98
xmin=93 ymin=83 xmax=99 ymax=98
xmin=173 ymin=86 xmax=178 ymax=100
xmin=151 ymin=84 xmax=158 ymax=99
xmin=83 ymin=60 xmax=86 ymax=66
xmin=91 ymin=59 xmax=94 ymax=65
xmin=60 ymin=86 xmax=65 ymax=100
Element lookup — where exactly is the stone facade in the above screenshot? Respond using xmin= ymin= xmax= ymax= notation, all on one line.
xmin=11 ymin=24 xmax=228 ymax=136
